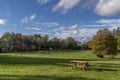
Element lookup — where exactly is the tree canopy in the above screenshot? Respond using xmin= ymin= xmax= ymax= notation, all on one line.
xmin=88 ymin=29 xmax=117 ymax=58
xmin=0 ymin=32 xmax=81 ymax=52
xmin=112 ymin=27 xmax=120 ymax=50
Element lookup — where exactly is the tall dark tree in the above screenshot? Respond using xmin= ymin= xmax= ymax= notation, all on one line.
xmin=49 ymin=37 xmax=61 ymax=49
xmin=113 ymin=27 xmax=120 ymax=50
xmin=63 ymin=37 xmax=78 ymax=50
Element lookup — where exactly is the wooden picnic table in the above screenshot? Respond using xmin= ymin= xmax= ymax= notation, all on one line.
xmin=70 ymin=61 xmax=89 ymax=70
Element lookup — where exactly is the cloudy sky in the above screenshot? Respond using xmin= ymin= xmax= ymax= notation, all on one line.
xmin=0 ymin=0 xmax=120 ymax=39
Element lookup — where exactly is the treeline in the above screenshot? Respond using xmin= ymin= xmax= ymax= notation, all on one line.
xmin=0 ymin=32 xmax=82 ymax=52
xmin=1 ymin=27 xmax=120 ymax=53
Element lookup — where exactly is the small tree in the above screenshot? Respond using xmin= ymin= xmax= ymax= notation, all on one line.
xmin=89 ymin=28 xmax=117 ymax=58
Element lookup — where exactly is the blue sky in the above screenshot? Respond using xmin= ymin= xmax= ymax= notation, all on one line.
xmin=0 ymin=0 xmax=120 ymax=40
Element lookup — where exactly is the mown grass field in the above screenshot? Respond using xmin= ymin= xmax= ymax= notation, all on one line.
xmin=0 ymin=50 xmax=119 ymax=80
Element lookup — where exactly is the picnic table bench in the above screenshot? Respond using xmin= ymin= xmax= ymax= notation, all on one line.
xmin=70 ymin=61 xmax=89 ymax=70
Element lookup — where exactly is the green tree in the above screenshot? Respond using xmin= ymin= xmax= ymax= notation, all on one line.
xmin=89 ymin=29 xmax=117 ymax=58
xmin=0 ymin=32 xmax=16 ymax=51
xmin=63 ymin=37 xmax=78 ymax=50
xmin=0 ymin=32 xmax=81 ymax=52
xmin=49 ymin=37 xmax=61 ymax=49
xmin=113 ymin=27 xmax=120 ymax=50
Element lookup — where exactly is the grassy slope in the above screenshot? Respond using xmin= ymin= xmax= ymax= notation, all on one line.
xmin=0 ymin=50 xmax=119 ymax=80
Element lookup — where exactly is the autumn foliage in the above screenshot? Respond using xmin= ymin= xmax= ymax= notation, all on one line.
xmin=88 ymin=29 xmax=117 ymax=58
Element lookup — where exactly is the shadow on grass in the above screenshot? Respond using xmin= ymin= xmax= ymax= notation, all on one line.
xmin=96 ymin=63 xmax=120 ymax=67
xmin=0 ymin=55 xmax=92 ymax=67
xmin=0 ymin=55 xmax=119 ymax=72
xmin=71 ymin=65 xmax=118 ymax=72
xmin=88 ymin=67 xmax=118 ymax=72
xmin=113 ymin=58 xmax=120 ymax=60
xmin=0 ymin=55 xmax=102 ymax=66
xmin=0 ymin=55 xmax=71 ymax=66
xmin=0 ymin=74 xmax=99 ymax=80
xmin=88 ymin=63 xmax=119 ymax=72
xmin=71 ymin=58 xmax=120 ymax=61
xmin=0 ymin=54 xmax=119 ymax=64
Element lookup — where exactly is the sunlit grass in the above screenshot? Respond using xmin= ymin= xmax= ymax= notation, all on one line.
xmin=0 ymin=50 xmax=119 ymax=80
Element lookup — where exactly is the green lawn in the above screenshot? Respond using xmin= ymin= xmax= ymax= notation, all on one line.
xmin=0 ymin=50 xmax=119 ymax=80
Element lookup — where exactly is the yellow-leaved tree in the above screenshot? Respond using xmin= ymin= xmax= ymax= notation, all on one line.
xmin=88 ymin=28 xmax=117 ymax=58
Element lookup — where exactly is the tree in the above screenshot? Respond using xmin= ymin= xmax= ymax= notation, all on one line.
xmin=0 ymin=32 xmax=16 ymax=51
xmin=62 ymin=37 xmax=78 ymax=50
xmin=0 ymin=32 xmax=81 ymax=52
xmin=49 ymin=37 xmax=61 ymax=49
xmin=112 ymin=27 xmax=120 ymax=50
xmin=89 ymin=29 xmax=117 ymax=58
xmin=15 ymin=33 xmax=23 ymax=51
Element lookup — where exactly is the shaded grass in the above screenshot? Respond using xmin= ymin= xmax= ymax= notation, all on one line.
xmin=0 ymin=51 xmax=119 ymax=80
xmin=0 ymin=74 xmax=100 ymax=80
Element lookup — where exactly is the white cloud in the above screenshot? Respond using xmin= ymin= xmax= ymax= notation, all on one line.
xmin=81 ymin=19 xmax=120 ymax=32
xmin=96 ymin=19 xmax=120 ymax=28
xmin=81 ymin=19 xmax=120 ymax=30
xmin=37 ymin=0 xmax=51 ymax=5
xmin=21 ymin=14 xmax=36 ymax=23
xmin=37 ymin=0 xmax=120 ymax=16
xmin=36 ymin=0 xmax=120 ymax=16
xmin=33 ymin=22 xmax=59 ymax=27
xmin=55 ymin=24 xmax=98 ymax=39
xmin=30 ymin=14 xmax=36 ymax=21
xmin=40 ymin=22 xmax=59 ymax=27
xmin=96 ymin=19 xmax=120 ymax=24
xmin=54 ymin=19 xmax=120 ymax=41
xmin=83 ymin=24 xmax=106 ymax=28
xmin=21 ymin=17 xmax=28 ymax=23
xmin=55 ymin=28 xmax=98 ymax=39
xmin=59 ymin=24 xmax=80 ymax=31
xmin=26 ymin=27 xmax=41 ymax=31
xmin=95 ymin=0 xmax=120 ymax=16
xmin=96 ymin=19 xmax=120 ymax=30
xmin=53 ymin=0 xmax=81 ymax=13
xmin=73 ymin=30 xmax=80 ymax=35
xmin=37 ymin=32 xmax=50 ymax=35
xmin=69 ymin=24 xmax=80 ymax=30
xmin=0 ymin=19 xmax=7 ymax=25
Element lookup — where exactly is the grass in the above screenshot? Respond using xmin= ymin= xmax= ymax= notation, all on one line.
xmin=0 ymin=50 xmax=119 ymax=80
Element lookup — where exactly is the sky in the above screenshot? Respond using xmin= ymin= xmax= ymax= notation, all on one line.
xmin=0 ymin=0 xmax=120 ymax=40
